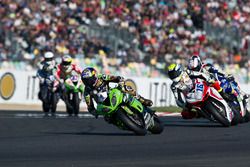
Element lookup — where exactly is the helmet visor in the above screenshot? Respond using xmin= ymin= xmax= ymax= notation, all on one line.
xmin=62 ymin=61 xmax=71 ymax=66
xmin=169 ymin=69 xmax=183 ymax=80
xmin=45 ymin=58 xmax=53 ymax=62
xmin=82 ymin=76 xmax=97 ymax=87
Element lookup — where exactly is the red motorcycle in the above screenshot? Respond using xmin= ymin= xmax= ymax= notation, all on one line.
xmin=186 ymin=79 xmax=237 ymax=127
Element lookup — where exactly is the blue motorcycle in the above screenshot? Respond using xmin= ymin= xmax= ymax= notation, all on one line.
xmin=216 ymin=74 xmax=249 ymax=123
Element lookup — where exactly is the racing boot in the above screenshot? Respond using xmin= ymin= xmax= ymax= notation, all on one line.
xmin=243 ymin=94 xmax=249 ymax=100
xmin=211 ymin=81 xmax=231 ymax=101
xmin=138 ymin=95 xmax=153 ymax=107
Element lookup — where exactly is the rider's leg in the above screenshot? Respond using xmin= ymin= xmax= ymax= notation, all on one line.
xmin=123 ymin=86 xmax=153 ymax=106
xmin=212 ymin=81 xmax=231 ymax=101
xmin=137 ymin=95 xmax=153 ymax=107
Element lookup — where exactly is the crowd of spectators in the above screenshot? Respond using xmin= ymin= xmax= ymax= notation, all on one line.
xmin=0 ymin=0 xmax=250 ymax=82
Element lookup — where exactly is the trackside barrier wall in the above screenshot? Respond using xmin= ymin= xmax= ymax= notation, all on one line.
xmin=0 ymin=70 xmax=250 ymax=108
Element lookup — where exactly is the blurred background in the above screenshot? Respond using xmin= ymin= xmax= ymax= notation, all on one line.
xmin=0 ymin=0 xmax=250 ymax=83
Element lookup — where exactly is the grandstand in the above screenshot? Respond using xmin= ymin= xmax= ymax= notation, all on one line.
xmin=0 ymin=0 xmax=250 ymax=82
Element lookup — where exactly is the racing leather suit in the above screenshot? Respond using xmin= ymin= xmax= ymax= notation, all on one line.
xmin=37 ymin=60 xmax=57 ymax=81
xmin=55 ymin=64 xmax=82 ymax=81
xmin=54 ymin=63 xmax=83 ymax=104
xmin=170 ymin=71 xmax=200 ymax=119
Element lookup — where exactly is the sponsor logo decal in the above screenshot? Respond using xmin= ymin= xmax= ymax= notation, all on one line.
xmin=0 ymin=73 xmax=16 ymax=100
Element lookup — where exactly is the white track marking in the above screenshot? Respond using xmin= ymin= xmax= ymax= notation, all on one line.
xmin=0 ymin=113 xmax=96 ymax=119
xmin=0 ymin=112 xmax=180 ymax=119
xmin=156 ymin=112 xmax=181 ymax=117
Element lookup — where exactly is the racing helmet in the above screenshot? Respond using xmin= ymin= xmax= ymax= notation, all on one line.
xmin=167 ymin=63 xmax=184 ymax=82
xmin=188 ymin=55 xmax=202 ymax=71
xmin=81 ymin=67 xmax=98 ymax=87
xmin=44 ymin=51 xmax=54 ymax=62
xmin=61 ymin=55 xmax=72 ymax=66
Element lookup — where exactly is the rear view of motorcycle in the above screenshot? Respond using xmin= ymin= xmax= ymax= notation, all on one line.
xmin=64 ymin=74 xmax=84 ymax=116
xmin=39 ymin=75 xmax=60 ymax=116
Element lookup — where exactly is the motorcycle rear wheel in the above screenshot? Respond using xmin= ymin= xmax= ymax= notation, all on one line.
xmin=50 ymin=93 xmax=58 ymax=113
xmin=72 ymin=92 xmax=80 ymax=115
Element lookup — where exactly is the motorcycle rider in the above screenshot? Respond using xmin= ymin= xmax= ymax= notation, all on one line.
xmin=54 ymin=55 xmax=82 ymax=90
xmin=187 ymin=55 xmax=248 ymax=107
xmin=54 ymin=55 xmax=83 ymax=106
xmin=81 ymin=67 xmax=153 ymax=119
xmin=55 ymin=55 xmax=82 ymax=82
xmin=36 ymin=51 xmax=58 ymax=100
xmin=167 ymin=63 xmax=224 ymax=119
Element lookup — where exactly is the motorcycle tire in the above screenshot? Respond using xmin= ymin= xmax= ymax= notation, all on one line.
xmin=204 ymin=99 xmax=231 ymax=127
xmin=242 ymin=98 xmax=250 ymax=122
xmin=117 ymin=109 xmax=147 ymax=136
xmin=66 ymin=106 xmax=73 ymax=115
xmin=243 ymin=111 xmax=250 ymax=122
xmin=148 ymin=115 xmax=164 ymax=134
xmin=231 ymin=109 xmax=241 ymax=126
xmin=66 ymin=95 xmax=73 ymax=115
xmin=50 ymin=93 xmax=58 ymax=113
xmin=42 ymin=102 xmax=50 ymax=113
xmin=72 ymin=92 xmax=80 ymax=115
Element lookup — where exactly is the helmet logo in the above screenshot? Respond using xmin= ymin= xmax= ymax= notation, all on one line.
xmin=168 ymin=64 xmax=176 ymax=71
xmin=82 ymin=70 xmax=92 ymax=78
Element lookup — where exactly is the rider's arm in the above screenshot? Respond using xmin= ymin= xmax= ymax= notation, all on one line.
xmin=100 ymin=74 xmax=123 ymax=83
xmin=187 ymin=69 xmax=214 ymax=83
xmin=84 ymin=88 xmax=95 ymax=112
xmin=171 ymin=83 xmax=186 ymax=108
xmin=204 ymin=64 xmax=220 ymax=80
xmin=72 ymin=64 xmax=83 ymax=74
xmin=55 ymin=65 xmax=62 ymax=82
xmin=36 ymin=69 xmax=45 ymax=83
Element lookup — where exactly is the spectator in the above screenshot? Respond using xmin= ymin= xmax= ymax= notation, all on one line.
xmin=0 ymin=0 xmax=250 ymax=82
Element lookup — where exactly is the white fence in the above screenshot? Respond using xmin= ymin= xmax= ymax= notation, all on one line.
xmin=0 ymin=70 xmax=249 ymax=107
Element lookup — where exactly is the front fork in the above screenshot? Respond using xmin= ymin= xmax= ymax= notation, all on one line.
xmin=69 ymin=92 xmax=82 ymax=100
xmin=143 ymin=112 xmax=154 ymax=129
xmin=143 ymin=107 xmax=156 ymax=129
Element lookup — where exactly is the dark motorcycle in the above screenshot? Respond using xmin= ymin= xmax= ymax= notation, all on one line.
xmin=39 ymin=75 xmax=60 ymax=115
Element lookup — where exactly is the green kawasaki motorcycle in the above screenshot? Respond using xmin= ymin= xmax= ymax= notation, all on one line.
xmin=64 ymin=74 xmax=84 ymax=116
xmin=95 ymin=82 xmax=164 ymax=135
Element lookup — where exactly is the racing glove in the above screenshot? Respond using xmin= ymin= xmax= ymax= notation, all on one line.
xmin=117 ymin=76 xmax=125 ymax=82
xmin=227 ymin=74 xmax=235 ymax=81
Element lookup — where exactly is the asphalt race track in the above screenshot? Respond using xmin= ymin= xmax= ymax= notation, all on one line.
xmin=0 ymin=111 xmax=250 ymax=167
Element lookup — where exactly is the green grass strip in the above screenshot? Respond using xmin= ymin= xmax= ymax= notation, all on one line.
xmin=152 ymin=106 xmax=182 ymax=113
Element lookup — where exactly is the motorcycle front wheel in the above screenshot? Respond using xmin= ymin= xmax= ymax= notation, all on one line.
xmin=148 ymin=115 xmax=164 ymax=134
xmin=204 ymin=98 xmax=231 ymax=127
xmin=117 ymin=108 xmax=147 ymax=136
